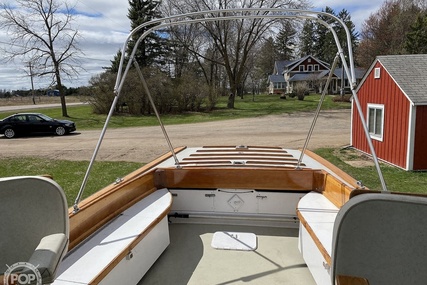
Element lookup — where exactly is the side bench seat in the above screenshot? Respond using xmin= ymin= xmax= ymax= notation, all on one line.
xmin=297 ymin=191 xmax=339 ymax=285
xmin=53 ymin=188 xmax=172 ymax=284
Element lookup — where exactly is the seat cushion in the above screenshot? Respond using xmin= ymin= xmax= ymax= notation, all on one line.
xmin=26 ymin=233 xmax=69 ymax=283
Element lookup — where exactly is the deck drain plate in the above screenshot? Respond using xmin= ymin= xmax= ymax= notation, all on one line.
xmin=211 ymin=231 xmax=257 ymax=251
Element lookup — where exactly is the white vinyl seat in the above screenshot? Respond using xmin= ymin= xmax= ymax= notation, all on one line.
xmin=0 ymin=176 xmax=69 ymax=284
xmin=331 ymin=193 xmax=427 ymax=285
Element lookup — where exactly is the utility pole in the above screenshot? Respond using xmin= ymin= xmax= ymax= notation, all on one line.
xmin=28 ymin=62 xmax=36 ymax=105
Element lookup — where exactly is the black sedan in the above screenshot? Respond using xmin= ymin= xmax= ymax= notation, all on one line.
xmin=0 ymin=113 xmax=76 ymax=138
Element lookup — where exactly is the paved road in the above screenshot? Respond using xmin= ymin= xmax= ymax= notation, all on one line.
xmin=0 ymin=102 xmax=86 ymax=112
xmin=0 ymin=110 xmax=351 ymax=163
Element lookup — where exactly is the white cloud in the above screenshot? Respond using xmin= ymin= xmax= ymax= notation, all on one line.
xmin=0 ymin=0 xmax=131 ymax=91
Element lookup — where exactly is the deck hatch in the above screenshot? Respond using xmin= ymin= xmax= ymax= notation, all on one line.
xmin=211 ymin=231 xmax=257 ymax=251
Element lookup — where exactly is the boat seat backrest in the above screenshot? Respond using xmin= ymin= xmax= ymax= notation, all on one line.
xmin=0 ymin=176 xmax=69 ymax=277
xmin=331 ymin=193 xmax=427 ymax=285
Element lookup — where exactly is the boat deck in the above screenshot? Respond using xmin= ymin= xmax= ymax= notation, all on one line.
xmin=138 ymin=220 xmax=316 ymax=285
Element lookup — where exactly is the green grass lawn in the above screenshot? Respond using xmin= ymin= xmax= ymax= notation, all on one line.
xmin=0 ymin=94 xmax=351 ymax=129
xmin=0 ymin=157 xmax=142 ymax=206
xmin=314 ymin=148 xmax=427 ymax=195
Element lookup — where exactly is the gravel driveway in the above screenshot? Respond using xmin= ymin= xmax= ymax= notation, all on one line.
xmin=0 ymin=110 xmax=351 ymax=163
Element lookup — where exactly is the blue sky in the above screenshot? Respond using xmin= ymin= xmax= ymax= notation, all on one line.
xmin=313 ymin=1 xmax=382 ymax=32
xmin=0 ymin=0 xmax=383 ymax=91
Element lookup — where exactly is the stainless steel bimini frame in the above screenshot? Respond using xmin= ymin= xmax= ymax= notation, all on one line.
xmin=74 ymin=8 xmax=388 ymax=212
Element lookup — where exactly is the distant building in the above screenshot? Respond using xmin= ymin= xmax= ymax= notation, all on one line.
xmin=268 ymin=55 xmax=365 ymax=94
xmin=47 ymin=89 xmax=60 ymax=96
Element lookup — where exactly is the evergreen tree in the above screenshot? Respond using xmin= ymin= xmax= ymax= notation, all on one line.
xmin=274 ymin=21 xmax=297 ymax=60
xmin=106 ymin=50 xmax=123 ymax=73
xmin=405 ymin=13 xmax=427 ymax=53
xmin=127 ymin=0 xmax=166 ymax=68
xmin=335 ymin=9 xmax=359 ymax=60
xmin=299 ymin=20 xmax=316 ymax=57
xmin=256 ymin=37 xmax=276 ymax=75
xmin=315 ymin=7 xmax=339 ymax=64
xmin=299 ymin=7 xmax=358 ymax=64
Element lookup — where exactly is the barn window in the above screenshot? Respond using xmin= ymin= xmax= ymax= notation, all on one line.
xmin=367 ymin=104 xmax=384 ymax=141
xmin=374 ymin=68 xmax=381 ymax=79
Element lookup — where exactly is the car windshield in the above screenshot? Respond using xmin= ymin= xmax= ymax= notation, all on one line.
xmin=38 ymin=114 xmax=54 ymax=121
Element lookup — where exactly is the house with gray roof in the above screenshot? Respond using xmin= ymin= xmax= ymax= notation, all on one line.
xmin=267 ymin=60 xmax=293 ymax=94
xmin=351 ymin=54 xmax=427 ymax=170
xmin=268 ymin=55 xmax=365 ymax=94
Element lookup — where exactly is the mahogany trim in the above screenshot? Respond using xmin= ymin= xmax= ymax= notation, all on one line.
xmin=190 ymin=153 xmax=293 ymax=157
xmin=154 ymin=167 xmax=325 ymax=191
xmin=297 ymin=209 xmax=332 ymax=265
xmin=303 ymin=149 xmax=360 ymax=189
xmin=336 ymin=275 xmax=370 ymax=285
xmin=322 ymin=173 xmax=353 ymax=208
xmin=69 ymin=147 xmax=185 ymax=212
xmin=201 ymin=145 xmax=283 ymax=149
xmin=68 ymin=147 xmax=185 ymax=250
xmin=196 ymin=149 xmax=288 ymax=153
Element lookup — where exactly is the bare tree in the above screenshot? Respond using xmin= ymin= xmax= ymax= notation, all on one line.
xmin=0 ymin=0 xmax=83 ymax=117
xmin=162 ymin=0 xmax=310 ymax=108
xmin=356 ymin=0 xmax=424 ymax=67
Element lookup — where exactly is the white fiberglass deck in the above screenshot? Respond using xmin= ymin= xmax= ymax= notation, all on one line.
xmin=138 ymin=221 xmax=316 ymax=285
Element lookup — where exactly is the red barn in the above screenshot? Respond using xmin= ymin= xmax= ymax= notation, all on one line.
xmin=351 ymin=54 xmax=427 ymax=171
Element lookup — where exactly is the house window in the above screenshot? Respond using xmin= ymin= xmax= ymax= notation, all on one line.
xmin=274 ymin=82 xmax=285 ymax=89
xmin=299 ymin=65 xmax=304 ymax=72
xmin=367 ymin=104 xmax=384 ymax=141
xmin=307 ymin=65 xmax=313 ymax=71
xmin=314 ymin=64 xmax=319 ymax=71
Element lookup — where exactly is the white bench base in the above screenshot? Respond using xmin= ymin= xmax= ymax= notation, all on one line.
xmin=298 ymin=192 xmax=339 ymax=285
xmin=53 ymin=189 xmax=171 ymax=284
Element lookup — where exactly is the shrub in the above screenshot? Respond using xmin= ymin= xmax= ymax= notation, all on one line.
xmin=332 ymin=94 xmax=352 ymax=102
xmin=89 ymin=67 xmax=219 ymax=115
xmin=293 ymin=82 xmax=310 ymax=101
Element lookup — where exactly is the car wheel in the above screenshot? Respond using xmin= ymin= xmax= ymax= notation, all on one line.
xmin=55 ymin=126 xmax=66 ymax=136
xmin=4 ymin=128 xmax=15 ymax=139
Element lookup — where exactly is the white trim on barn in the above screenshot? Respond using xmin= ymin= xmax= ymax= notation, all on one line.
xmin=406 ymin=104 xmax=417 ymax=171
xmin=374 ymin=67 xmax=381 ymax=79
xmin=350 ymin=98 xmax=354 ymax=146
xmin=367 ymin=103 xmax=385 ymax=142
